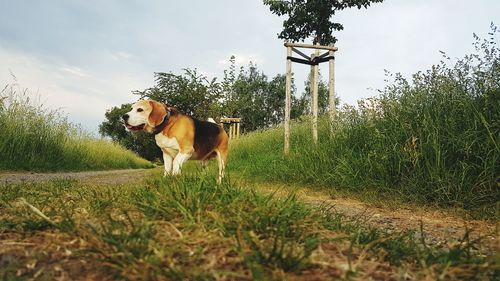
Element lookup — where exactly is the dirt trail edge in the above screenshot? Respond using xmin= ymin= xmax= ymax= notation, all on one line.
xmin=1 ymin=170 xmax=498 ymax=253
xmin=0 ymin=169 xmax=151 ymax=185
xmin=249 ymin=181 xmax=499 ymax=254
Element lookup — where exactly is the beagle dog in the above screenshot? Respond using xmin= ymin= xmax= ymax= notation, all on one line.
xmin=122 ymin=100 xmax=228 ymax=183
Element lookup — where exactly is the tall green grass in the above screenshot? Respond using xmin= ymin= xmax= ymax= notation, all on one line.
xmin=230 ymin=28 xmax=500 ymax=217
xmin=0 ymin=84 xmax=153 ymax=171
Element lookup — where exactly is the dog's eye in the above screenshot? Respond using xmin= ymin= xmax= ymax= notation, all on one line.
xmin=137 ymin=108 xmax=143 ymax=112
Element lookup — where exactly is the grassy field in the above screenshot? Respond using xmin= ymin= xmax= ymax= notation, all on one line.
xmin=1 ymin=26 xmax=498 ymax=281
xmin=0 ymin=84 xmax=153 ymax=171
xmin=229 ymin=32 xmax=500 ymax=219
xmin=0 ymin=170 xmax=497 ymax=280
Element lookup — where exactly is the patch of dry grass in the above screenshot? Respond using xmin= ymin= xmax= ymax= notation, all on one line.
xmin=0 ymin=173 xmax=498 ymax=280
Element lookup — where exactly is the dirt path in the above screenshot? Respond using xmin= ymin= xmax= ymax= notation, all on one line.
xmin=0 ymin=169 xmax=151 ymax=185
xmin=1 ymin=169 xmax=498 ymax=253
xmin=248 ymin=181 xmax=499 ymax=253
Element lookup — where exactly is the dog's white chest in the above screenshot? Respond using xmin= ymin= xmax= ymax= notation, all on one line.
xmin=155 ymin=134 xmax=180 ymax=150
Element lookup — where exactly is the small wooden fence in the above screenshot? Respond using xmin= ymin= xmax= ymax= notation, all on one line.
xmin=220 ymin=117 xmax=241 ymax=140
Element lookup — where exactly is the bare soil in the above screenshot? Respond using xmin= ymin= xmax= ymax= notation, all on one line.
xmin=0 ymin=169 xmax=150 ymax=185
xmin=246 ymin=181 xmax=499 ymax=256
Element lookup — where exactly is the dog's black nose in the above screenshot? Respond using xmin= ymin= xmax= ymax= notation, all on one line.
xmin=122 ymin=114 xmax=129 ymax=121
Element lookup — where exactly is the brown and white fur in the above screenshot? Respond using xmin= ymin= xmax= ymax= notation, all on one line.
xmin=122 ymin=100 xmax=228 ymax=183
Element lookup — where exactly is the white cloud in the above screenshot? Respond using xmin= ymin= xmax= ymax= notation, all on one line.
xmin=109 ymin=51 xmax=132 ymax=61
xmin=218 ymin=53 xmax=263 ymax=66
xmin=61 ymin=65 xmax=89 ymax=77
xmin=0 ymin=47 xmax=150 ymax=133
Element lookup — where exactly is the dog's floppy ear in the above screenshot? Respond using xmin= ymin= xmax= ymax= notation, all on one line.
xmin=148 ymin=100 xmax=167 ymax=127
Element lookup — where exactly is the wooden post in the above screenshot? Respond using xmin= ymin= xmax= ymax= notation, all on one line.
xmin=284 ymin=46 xmax=292 ymax=155
xmin=236 ymin=122 xmax=240 ymax=138
xmin=328 ymin=48 xmax=336 ymax=136
xmin=311 ymin=50 xmax=319 ymax=144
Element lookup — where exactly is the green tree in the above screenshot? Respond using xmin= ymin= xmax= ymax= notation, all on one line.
xmin=135 ymin=69 xmax=223 ymax=120
xmin=302 ymin=71 xmax=340 ymax=114
xmin=264 ymin=0 xmax=384 ymax=45
xmin=229 ymin=63 xmax=269 ymax=131
xmin=224 ymin=62 xmax=302 ymax=131
xmin=266 ymin=73 xmax=305 ymax=121
xmin=221 ymin=56 xmax=244 ymax=119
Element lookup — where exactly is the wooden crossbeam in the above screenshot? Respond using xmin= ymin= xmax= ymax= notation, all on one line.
xmin=220 ymin=117 xmax=241 ymax=123
xmin=287 ymin=56 xmax=314 ymax=66
xmin=313 ymin=56 xmax=335 ymax=64
xmin=286 ymin=55 xmax=334 ymax=66
xmin=317 ymin=51 xmax=330 ymax=59
xmin=291 ymin=47 xmax=310 ymax=60
xmin=284 ymin=42 xmax=338 ymax=51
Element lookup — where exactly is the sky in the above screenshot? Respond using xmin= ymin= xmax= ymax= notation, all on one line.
xmin=1 ymin=0 xmax=498 ymax=134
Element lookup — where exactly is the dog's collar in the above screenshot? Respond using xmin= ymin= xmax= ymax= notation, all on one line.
xmin=153 ymin=108 xmax=170 ymax=135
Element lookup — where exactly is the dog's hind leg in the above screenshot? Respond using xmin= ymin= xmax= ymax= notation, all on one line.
xmin=199 ymin=160 xmax=209 ymax=175
xmin=215 ymin=149 xmax=227 ymax=184
xmin=172 ymin=149 xmax=192 ymax=175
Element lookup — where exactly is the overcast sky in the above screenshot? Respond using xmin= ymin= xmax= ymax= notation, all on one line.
xmin=1 ymin=0 xmax=498 ymax=134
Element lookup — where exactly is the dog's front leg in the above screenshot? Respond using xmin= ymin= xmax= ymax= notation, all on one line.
xmin=162 ymin=151 xmax=173 ymax=176
xmin=172 ymin=150 xmax=192 ymax=175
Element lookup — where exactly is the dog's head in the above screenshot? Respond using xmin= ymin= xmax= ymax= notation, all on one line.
xmin=122 ymin=100 xmax=168 ymax=133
